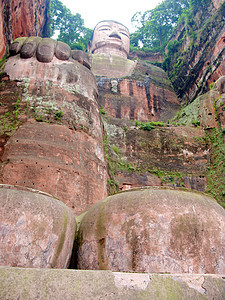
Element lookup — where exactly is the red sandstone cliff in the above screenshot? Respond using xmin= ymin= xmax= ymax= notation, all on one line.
xmin=0 ymin=0 xmax=50 ymax=59
xmin=165 ymin=1 xmax=225 ymax=104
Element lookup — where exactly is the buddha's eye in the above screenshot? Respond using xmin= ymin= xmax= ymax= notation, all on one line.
xmin=99 ymin=27 xmax=111 ymax=31
xmin=120 ymin=32 xmax=129 ymax=38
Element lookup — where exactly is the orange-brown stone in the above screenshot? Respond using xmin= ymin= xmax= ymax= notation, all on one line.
xmin=0 ymin=0 xmax=5 ymax=59
xmin=2 ymin=54 xmax=107 ymax=215
xmin=77 ymin=187 xmax=225 ymax=274
xmin=0 ymin=185 xmax=76 ymax=268
xmin=0 ymin=122 xmax=107 ymax=215
xmin=0 ymin=0 xmax=49 ymax=59
xmin=98 ymin=78 xmax=180 ymax=122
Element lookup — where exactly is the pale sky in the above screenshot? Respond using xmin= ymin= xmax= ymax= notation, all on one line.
xmin=60 ymin=0 xmax=162 ymax=33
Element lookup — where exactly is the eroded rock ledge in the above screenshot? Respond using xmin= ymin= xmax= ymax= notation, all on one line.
xmin=0 ymin=267 xmax=224 ymax=299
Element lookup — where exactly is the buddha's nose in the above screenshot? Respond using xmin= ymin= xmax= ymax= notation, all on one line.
xmin=109 ymin=30 xmax=121 ymax=40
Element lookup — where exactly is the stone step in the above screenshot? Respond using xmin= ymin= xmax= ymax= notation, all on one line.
xmin=0 ymin=267 xmax=224 ymax=299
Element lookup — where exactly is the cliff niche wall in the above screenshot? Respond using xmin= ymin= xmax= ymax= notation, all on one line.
xmin=0 ymin=0 xmax=50 ymax=59
xmin=0 ymin=3 xmax=225 ymax=299
xmin=164 ymin=0 xmax=225 ymax=104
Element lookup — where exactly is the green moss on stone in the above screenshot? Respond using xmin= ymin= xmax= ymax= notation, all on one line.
xmin=52 ymin=210 xmax=68 ymax=267
xmin=205 ymin=128 xmax=225 ymax=208
xmin=96 ymin=199 xmax=109 ymax=270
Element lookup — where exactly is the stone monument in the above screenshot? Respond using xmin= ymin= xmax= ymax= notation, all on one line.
xmin=87 ymin=20 xmax=180 ymax=122
xmin=87 ymin=20 xmax=130 ymax=59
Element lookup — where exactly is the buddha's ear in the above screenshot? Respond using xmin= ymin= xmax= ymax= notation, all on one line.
xmin=87 ymin=40 xmax=91 ymax=52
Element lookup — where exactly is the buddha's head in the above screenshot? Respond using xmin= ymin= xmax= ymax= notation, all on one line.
xmin=87 ymin=20 xmax=130 ymax=58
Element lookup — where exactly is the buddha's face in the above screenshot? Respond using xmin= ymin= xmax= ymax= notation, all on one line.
xmin=88 ymin=21 xmax=130 ymax=58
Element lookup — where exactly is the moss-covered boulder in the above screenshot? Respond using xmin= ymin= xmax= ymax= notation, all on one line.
xmin=77 ymin=187 xmax=225 ymax=273
xmin=0 ymin=185 xmax=76 ymax=268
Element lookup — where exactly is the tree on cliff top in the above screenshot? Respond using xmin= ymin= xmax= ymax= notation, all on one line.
xmin=130 ymin=0 xmax=189 ymax=52
xmin=50 ymin=0 xmax=92 ymax=50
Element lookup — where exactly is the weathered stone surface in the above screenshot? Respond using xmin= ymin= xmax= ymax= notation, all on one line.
xmin=71 ymin=50 xmax=91 ymax=69
xmin=128 ymin=50 xmax=163 ymax=63
xmin=217 ymin=93 xmax=225 ymax=130
xmin=215 ymin=75 xmax=225 ymax=94
xmin=4 ymin=55 xmax=102 ymax=140
xmin=9 ymin=37 xmax=27 ymax=55
xmin=9 ymin=0 xmax=49 ymax=38
xmin=165 ymin=2 xmax=225 ymax=103
xmin=20 ymin=36 xmax=42 ymax=58
xmin=98 ymin=78 xmax=180 ymax=122
xmin=0 ymin=1 xmax=5 ymax=59
xmin=0 ymin=185 xmax=76 ymax=268
xmin=0 ymin=121 xmax=107 ymax=215
xmin=177 ymin=90 xmax=219 ymax=129
xmin=2 ymin=54 xmax=107 ymax=215
xmin=91 ymin=54 xmax=136 ymax=77
xmin=206 ymin=27 xmax=225 ymax=86
xmin=0 ymin=0 xmax=49 ymax=59
xmin=0 ymin=268 xmax=225 ymax=300
xmin=77 ymin=187 xmax=225 ymax=273
xmin=36 ymin=38 xmax=56 ymax=63
xmin=9 ymin=37 xmax=91 ymax=66
xmin=104 ymin=117 xmax=209 ymax=193
xmin=116 ymin=171 xmax=161 ymax=191
xmin=96 ymin=60 xmax=180 ymax=122
xmin=55 ymin=41 xmax=71 ymax=61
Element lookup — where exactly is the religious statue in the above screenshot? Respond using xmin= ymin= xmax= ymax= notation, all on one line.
xmin=87 ymin=20 xmax=130 ymax=59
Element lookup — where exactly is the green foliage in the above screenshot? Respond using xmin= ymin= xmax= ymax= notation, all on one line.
xmin=130 ymin=0 xmax=189 ymax=52
xmin=140 ymin=123 xmax=155 ymax=131
xmin=209 ymin=82 xmax=215 ymax=90
xmin=162 ymin=0 xmax=225 ymax=98
xmin=112 ymin=145 xmax=120 ymax=155
xmin=191 ymin=120 xmax=200 ymax=127
xmin=206 ymin=128 xmax=225 ymax=208
xmin=0 ymin=57 xmax=7 ymax=72
xmin=100 ymin=106 xmax=107 ymax=115
xmin=54 ymin=109 xmax=63 ymax=121
xmin=135 ymin=120 xmax=164 ymax=131
xmin=103 ymin=134 xmax=120 ymax=195
xmin=189 ymin=0 xmax=212 ymax=12
xmin=50 ymin=0 xmax=92 ymax=50
xmin=0 ymin=94 xmax=29 ymax=135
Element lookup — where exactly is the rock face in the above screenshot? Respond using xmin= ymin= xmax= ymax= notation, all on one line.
xmin=1 ymin=55 xmax=107 ymax=215
xmin=104 ymin=117 xmax=209 ymax=193
xmin=212 ymin=0 xmax=225 ymax=9
xmin=0 ymin=185 xmax=76 ymax=268
xmin=128 ymin=50 xmax=163 ymax=63
xmin=0 ymin=0 xmax=50 ymax=59
xmin=96 ymin=60 xmax=180 ymax=122
xmin=0 ymin=122 xmax=106 ymax=215
xmin=176 ymin=90 xmax=219 ymax=129
xmin=91 ymin=54 xmax=136 ymax=78
xmin=165 ymin=1 xmax=225 ymax=103
xmin=215 ymin=75 xmax=225 ymax=94
xmin=77 ymin=187 xmax=225 ymax=274
xmin=0 ymin=1 xmax=5 ymax=59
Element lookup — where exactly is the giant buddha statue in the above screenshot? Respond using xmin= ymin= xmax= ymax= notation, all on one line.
xmin=87 ymin=20 xmax=130 ymax=59
xmin=86 ymin=20 xmax=180 ymax=122
xmin=87 ymin=20 xmax=136 ymax=77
